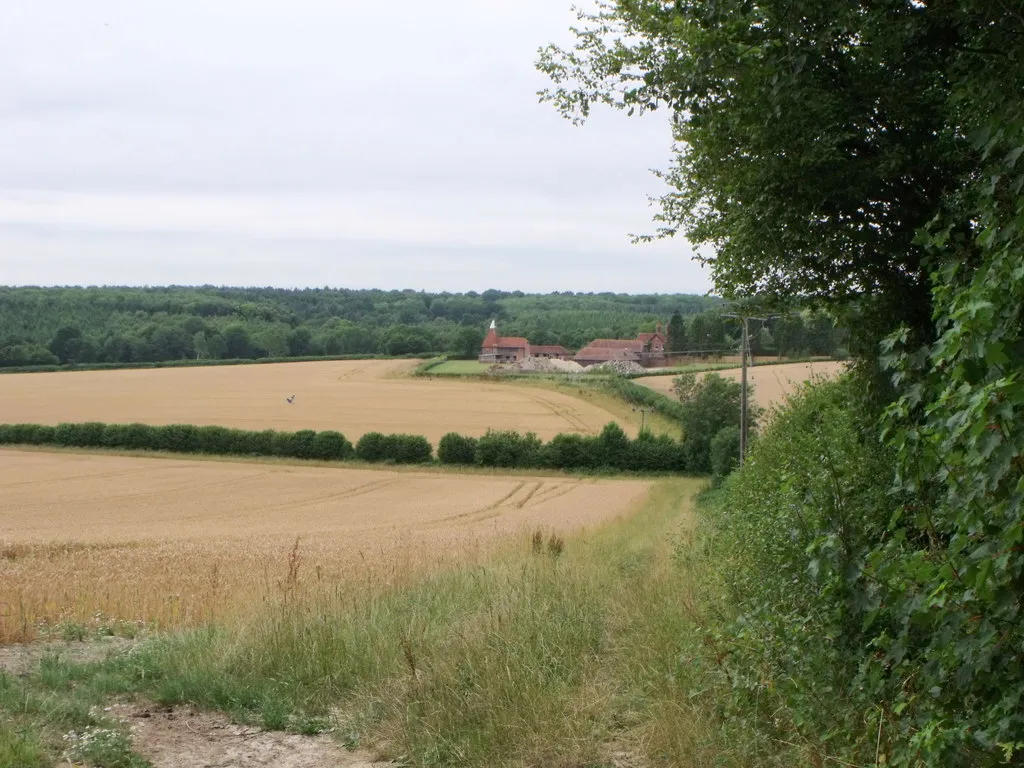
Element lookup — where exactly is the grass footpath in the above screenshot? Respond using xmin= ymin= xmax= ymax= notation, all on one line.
xmin=0 ymin=477 xmax=742 ymax=768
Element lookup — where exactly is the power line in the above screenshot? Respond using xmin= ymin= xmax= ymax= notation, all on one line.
xmin=722 ymin=312 xmax=779 ymax=467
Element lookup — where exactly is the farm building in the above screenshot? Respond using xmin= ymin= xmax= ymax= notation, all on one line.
xmin=477 ymin=321 xmax=572 ymax=363
xmin=530 ymin=344 xmax=571 ymax=360
xmin=573 ymin=346 xmax=642 ymax=366
xmin=478 ymin=321 xmax=530 ymax=362
xmin=479 ymin=320 xmax=666 ymax=367
xmin=574 ymin=324 xmax=668 ymax=367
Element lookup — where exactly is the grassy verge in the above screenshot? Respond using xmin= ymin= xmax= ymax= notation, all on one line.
xmin=425 ymin=360 xmax=491 ymax=375
xmin=0 ymin=652 xmax=151 ymax=767
xmin=1 ymin=477 xmax=740 ymax=767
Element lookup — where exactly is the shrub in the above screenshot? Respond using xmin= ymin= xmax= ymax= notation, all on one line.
xmin=438 ymin=432 xmax=478 ymax=465
xmin=476 ymin=430 xmax=542 ymax=468
xmin=152 ymin=424 xmax=200 ymax=453
xmin=678 ymin=373 xmax=756 ymax=473
xmin=195 ymin=425 xmax=241 ymax=454
xmin=54 ymin=422 xmax=107 ymax=447
xmin=355 ymin=432 xmax=388 ymax=462
xmin=308 ymin=430 xmax=354 ymax=461
xmin=246 ymin=429 xmax=278 ymax=456
xmin=385 ymin=434 xmax=433 ymax=464
xmin=101 ymin=423 xmax=155 ymax=450
xmin=271 ymin=431 xmax=297 ymax=456
xmin=709 ymin=425 xmax=740 ymax=480
xmin=626 ymin=431 xmax=687 ymax=472
xmin=703 ymin=378 xmax=895 ymax=762
xmin=541 ymin=433 xmax=600 ymax=469
xmin=0 ymin=423 xmax=57 ymax=445
xmin=289 ymin=429 xmax=318 ymax=459
xmin=596 ymin=422 xmax=631 ymax=468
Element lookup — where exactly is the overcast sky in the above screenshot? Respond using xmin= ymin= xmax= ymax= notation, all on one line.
xmin=0 ymin=1 xmax=713 ymax=294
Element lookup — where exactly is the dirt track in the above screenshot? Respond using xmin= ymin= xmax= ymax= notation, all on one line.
xmin=0 ymin=359 xmax=626 ymax=443
xmin=635 ymin=361 xmax=846 ymax=411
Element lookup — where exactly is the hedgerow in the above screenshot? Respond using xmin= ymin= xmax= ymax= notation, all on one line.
xmin=0 ymin=420 xmax=707 ymax=474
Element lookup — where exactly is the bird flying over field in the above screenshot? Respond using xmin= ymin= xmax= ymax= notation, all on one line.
xmin=286 ymin=394 xmax=295 ymax=404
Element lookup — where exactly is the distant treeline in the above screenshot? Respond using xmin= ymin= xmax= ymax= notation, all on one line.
xmin=0 ymin=286 xmax=843 ymax=369
xmin=0 ymin=421 xmax=718 ymax=475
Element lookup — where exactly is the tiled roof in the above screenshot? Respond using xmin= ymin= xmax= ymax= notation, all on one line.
xmin=637 ymin=332 xmax=665 ymax=343
xmin=494 ymin=337 xmax=529 ymax=348
xmin=588 ymin=339 xmax=644 ymax=351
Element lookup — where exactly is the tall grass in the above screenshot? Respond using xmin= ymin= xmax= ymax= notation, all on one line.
xmin=110 ymin=478 xmax=732 ymax=767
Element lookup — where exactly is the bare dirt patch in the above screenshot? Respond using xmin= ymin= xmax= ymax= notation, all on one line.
xmin=635 ymin=360 xmax=847 ymax=411
xmin=0 ymin=451 xmax=652 ymax=640
xmin=108 ymin=702 xmax=389 ymax=768
xmin=0 ymin=358 xmax=627 ymax=443
xmin=0 ymin=636 xmax=135 ymax=676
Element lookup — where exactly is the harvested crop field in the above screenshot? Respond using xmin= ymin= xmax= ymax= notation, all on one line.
xmin=0 ymin=359 xmax=628 ymax=443
xmin=0 ymin=449 xmax=652 ymax=641
xmin=635 ymin=360 xmax=847 ymax=411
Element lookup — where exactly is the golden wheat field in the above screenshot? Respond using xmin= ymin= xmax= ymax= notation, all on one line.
xmin=0 ymin=449 xmax=652 ymax=642
xmin=0 ymin=359 xmax=628 ymax=443
xmin=635 ymin=360 xmax=847 ymax=411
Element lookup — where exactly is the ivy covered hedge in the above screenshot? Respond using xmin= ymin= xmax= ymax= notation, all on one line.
xmin=0 ymin=420 xmax=694 ymax=473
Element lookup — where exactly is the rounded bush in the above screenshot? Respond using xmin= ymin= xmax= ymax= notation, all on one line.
xmin=597 ymin=422 xmax=631 ymax=468
xmin=289 ymin=429 xmax=318 ymax=459
xmin=152 ymin=424 xmax=200 ymax=453
xmin=195 ymin=425 xmax=238 ymax=454
xmin=271 ymin=431 xmax=297 ymax=456
xmin=246 ymin=429 xmax=278 ymax=456
xmin=543 ymin=433 xmax=598 ymax=469
xmin=55 ymin=422 xmax=107 ymax=447
xmin=476 ymin=430 xmax=542 ymax=468
xmin=355 ymin=432 xmax=388 ymax=462
xmin=386 ymin=434 xmax=432 ymax=464
xmin=627 ymin=431 xmax=687 ymax=472
xmin=102 ymin=423 xmax=155 ymax=450
xmin=309 ymin=430 xmax=354 ymax=461
xmin=710 ymin=425 xmax=741 ymax=480
xmin=438 ymin=432 xmax=478 ymax=465
xmin=1 ymin=423 xmax=57 ymax=445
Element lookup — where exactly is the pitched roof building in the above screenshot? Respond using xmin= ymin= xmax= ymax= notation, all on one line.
xmin=479 ymin=320 xmax=530 ymax=362
xmin=574 ymin=323 xmax=667 ymax=367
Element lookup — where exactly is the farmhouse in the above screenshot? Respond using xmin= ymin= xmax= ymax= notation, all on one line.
xmin=478 ymin=321 xmax=530 ymax=362
xmin=574 ymin=324 xmax=668 ymax=367
xmin=478 ymin=320 xmax=666 ymax=367
xmin=478 ymin=321 xmax=571 ymax=363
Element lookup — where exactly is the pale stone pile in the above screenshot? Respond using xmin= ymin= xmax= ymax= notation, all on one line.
xmin=497 ymin=358 xmax=585 ymax=374
xmin=585 ymin=361 xmax=648 ymax=375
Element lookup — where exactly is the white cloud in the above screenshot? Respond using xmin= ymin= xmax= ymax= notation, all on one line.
xmin=0 ymin=0 xmax=713 ymax=294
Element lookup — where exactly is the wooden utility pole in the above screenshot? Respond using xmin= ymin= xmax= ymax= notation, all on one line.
xmin=724 ymin=310 xmax=773 ymax=467
xmin=740 ymin=317 xmax=749 ymax=466
xmin=632 ymin=406 xmax=653 ymax=433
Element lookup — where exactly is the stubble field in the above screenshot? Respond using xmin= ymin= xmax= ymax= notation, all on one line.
xmin=0 ymin=359 xmax=629 ymax=444
xmin=635 ymin=360 xmax=847 ymax=411
xmin=0 ymin=449 xmax=652 ymax=642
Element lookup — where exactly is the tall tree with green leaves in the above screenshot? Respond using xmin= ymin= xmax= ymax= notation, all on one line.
xmin=665 ymin=310 xmax=686 ymax=354
xmin=540 ymin=1 xmax=1024 ymax=763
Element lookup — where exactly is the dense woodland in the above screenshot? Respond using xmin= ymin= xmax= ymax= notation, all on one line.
xmin=0 ymin=286 xmax=842 ymax=368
